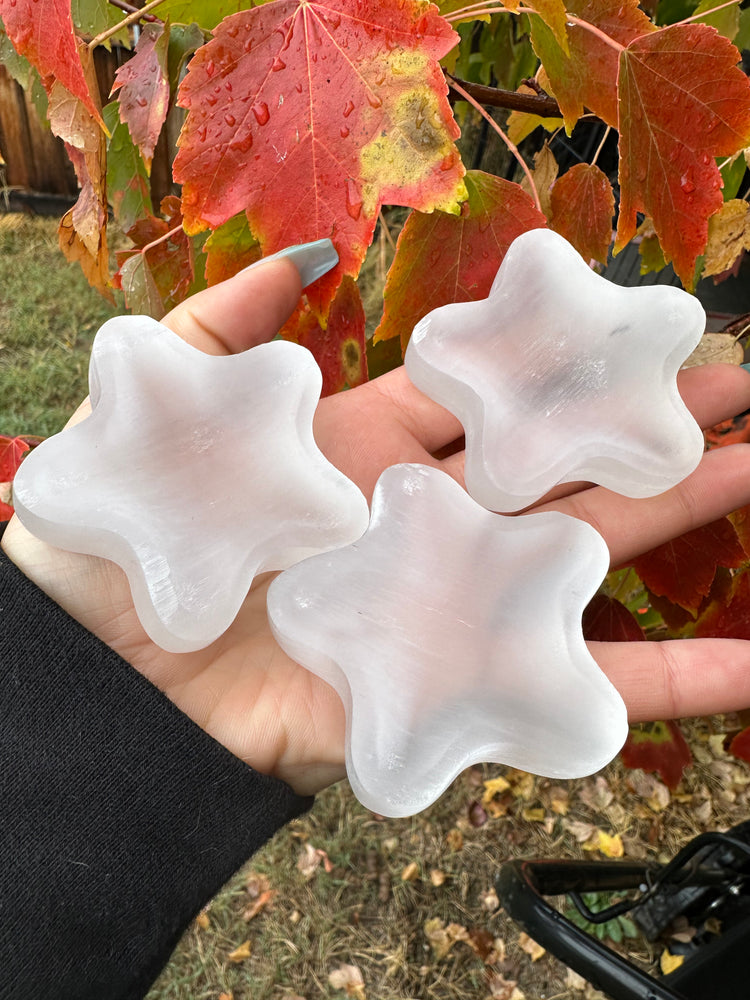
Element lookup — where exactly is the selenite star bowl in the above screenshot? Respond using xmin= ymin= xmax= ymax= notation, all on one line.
xmin=405 ymin=228 xmax=706 ymax=512
xmin=267 ymin=463 xmax=628 ymax=817
xmin=12 ymin=315 xmax=370 ymax=653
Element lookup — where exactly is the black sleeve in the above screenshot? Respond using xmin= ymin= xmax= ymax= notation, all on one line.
xmin=0 ymin=523 xmax=312 ymax=1000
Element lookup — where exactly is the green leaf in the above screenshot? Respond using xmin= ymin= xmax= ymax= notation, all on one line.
xmin=607 ymin=920 xmax=623 ymax=943
xmin=721 ymin=153 xmax=747 ymax=202
xmin=71 ymin=0 xmax=131 ymax=48
xmin=619 ymin=916 xmax=639 ymax=939
xmin=694 ymin=0 xmax=739 ymax=41
xmin=167 ymin=22 xmax=206 ymax=95
xmin=103 ymin=101 xmax=153 ymax=233
xmin=155 ymin=0 xmax=249 ymax=31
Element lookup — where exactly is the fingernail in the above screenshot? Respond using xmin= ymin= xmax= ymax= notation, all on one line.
xmin=240 ymin=239 xmax=339 ymax=288
xmin=742 ymin=363 xmax=750 ymax=373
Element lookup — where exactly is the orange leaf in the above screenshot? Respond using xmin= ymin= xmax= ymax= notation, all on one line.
xmin=174 ymin=0 xmax=466 ymax=314
xmin=616 ymin=24 xmax=750 ymax=288
xmin=374 ymin=170 xmax=546 ymax=350
xmin=550 ymin=163 xmax=614 ymax=263
xmin=530 ymin=0 xmax=654 ymax=131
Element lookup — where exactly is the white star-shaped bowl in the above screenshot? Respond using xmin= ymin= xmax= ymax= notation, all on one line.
xmin=405 ymin=229 xmax=706 ymax=513
xmin=12 ymin=316 xmax=369 ymax=653
xmin=267 ymin=464 xmax=628 ymax=817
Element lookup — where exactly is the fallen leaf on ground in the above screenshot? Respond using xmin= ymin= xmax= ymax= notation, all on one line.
xmin=627 ymin=771 xmax=671 ymax=812
xmin=683 ymin=333 xmax=744 ymax=369
xmin=482 ymin=776 xmax=511 ymax=803
xmin=227 ymin=939 xmax=252 ymax=962
xmin=401 ymin=861 xmax=420 ymax=881
xmin=297 ymin=842 xmax=333 ymax=880
xmin=480 ymin=887 xmax=500 ymax=912
xmin=243 ymin=888 xmax=275 ymax=921
xmin=563 ymin=819 xmax=596 ymax=843
xmin=424 ymin=917 xmax=469 ymax=960
xmin=584 ymin=829 xmax=624 ymax=858
xmin=578 ymin=775 xmax=614 ymax=811
xmin=430 ymin=868 xmax=447 ymax=886
xmin=566 ymin=967 xmax=588 ymax=991
xmin=446 ymin=828 xmax=464 ymax=852
xmin=328 ymin=963 xmax=366 ymax=999
xmin=518 ymin=931 xmax=545 ymax=961
xmin=660 ymin=949 xmax=685 ymax=975
xmin=486 ymin=971 xmax=525 ymax=999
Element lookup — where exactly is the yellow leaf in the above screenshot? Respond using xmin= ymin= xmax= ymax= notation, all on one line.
xmin=401 ymin=861 xmax=420 ymax=882
xmin=446 ymin=828 xmax=464 ymax=852
xmin=584 ymin=829 xmax=624 ymax=858
xmin=521 ymin=807 xmax=546 ymax=823
xmin=703 ymin=199 xmax=750 ymax=278
xmin=424 ymin=917 xmax=469 ymax=961
xmin=482 ymin=776 xmax=511 ymax=803
xmin=660 ymin=950 xmax=685 ymax=975
xmin=329 ymin=963 xmax=366 ymax=999
xmin=195 ymin=910 xmax=210 ymax=930
xmin=228 ymin=939 xmax=252 ymax=963
xmin=430 ymin=868 xmax=447 ymax=887
xmin=517 ymin=931 xmax=546 ymax=961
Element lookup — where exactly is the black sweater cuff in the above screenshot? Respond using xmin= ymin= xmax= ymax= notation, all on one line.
xmin=0 ymin=523 xmax=312 ymax=999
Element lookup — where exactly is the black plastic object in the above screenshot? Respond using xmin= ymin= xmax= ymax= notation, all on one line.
xmin=496 ymin=823 xmax=750 ymax=1000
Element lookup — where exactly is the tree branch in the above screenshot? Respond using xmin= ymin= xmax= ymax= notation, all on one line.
xmin=447 ymin=76 xmax=562 ymax=118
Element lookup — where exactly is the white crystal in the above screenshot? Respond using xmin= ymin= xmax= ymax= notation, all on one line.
xmin=405 ymin=229 xmax=706 ymax=512
xmin=267 ymin=463 xmax=628 ymax=818
xmin=12 ymin=315 xmax=370 ymax=653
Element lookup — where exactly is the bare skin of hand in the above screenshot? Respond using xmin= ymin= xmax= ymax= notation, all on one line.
xmin=4 ymin=258 xmax=750 ymax=796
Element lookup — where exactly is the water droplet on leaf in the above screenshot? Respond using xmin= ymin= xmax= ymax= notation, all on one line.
xmin=343 ymin=100 xmax=355 ymax=118
xmin=252 ymin=101 xmax=270 ymax=125
xmin=205 ymin=60 xmax=215 ymax=78
xmin=224 ymin=113 xmax=236 ymax=127
xmin=346 ymin=178 xmax=363 ymax=220
xmin=272 ymin=56 xmax=286 ymax=71
xmin=340 ymin=126 xmax=350 ymax=138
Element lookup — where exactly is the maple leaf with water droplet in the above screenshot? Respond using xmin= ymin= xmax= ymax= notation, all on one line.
xmin=173 ymin=0 xmax=466 ymax=312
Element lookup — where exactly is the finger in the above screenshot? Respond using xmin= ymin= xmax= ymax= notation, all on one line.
xmin=678 ymin=363 xmax=750 ymax=429
xmin=592 ymin=638 xmax=750 ymax=722
xmin=546 ymin=444 xmax=750 ymax=565
xmin=162 ymin=258 xmax=303 ymax=356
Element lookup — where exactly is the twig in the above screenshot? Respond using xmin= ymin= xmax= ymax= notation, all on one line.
xmin=675 ymin=0 xmax=740 ymax=24
xmin=447 ymin=74 xmax=543 ymax=213
xmin=378 ymin=210 xmax=397 ymax=253
xmin=106 ymin=0 xmax=161 ymax=24
xmin=89 ymin=0 xmax=169 ymax=49
xmin=139 ymin=223 xmax=183 ymax=256
xmin=447 ymin=75 xmax=562 ymax=117
xmin=591 ymin=125 xmax=611 ymax=168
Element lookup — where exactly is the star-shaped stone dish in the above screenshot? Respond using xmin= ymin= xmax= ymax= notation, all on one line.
xmin=12 ymin=315 xmax=370 ymax=653
xmin=405 ymin=229 xmax=706 ymax=513
xmin=267 ymin=463 xmax=628 ymax=818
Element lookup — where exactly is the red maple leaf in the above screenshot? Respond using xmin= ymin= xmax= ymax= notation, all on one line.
xmin=620 ymin=721 xmax=692 ymax=789
xmin=289 ymin=275 xmax=367 ymax=396
xmin=694 ymin=570 xmax=750 ymax=639
xmin=0 ymin=435 xmax=33 ymax=520
xmin=374 ymin=170 xmax=546 ymax=350
xmin=111 ymin=23 xmax=171 ymax=171
xmin=728 ymin=726 xmax=750 ymax=764
xmin=550 ymin=163 xmax=614 ymax=264
xmin=174 ymin=0 xmax=466 ymax=313
xmin=632 ymin=517 xmax=746 ymax=614
xmin=616 ymin=24 xmax=750 ymax=288
xmin=0 ymin=0 xmax=100 ymax=122
xmin=582 ymin=594 xmax=645 ymax=642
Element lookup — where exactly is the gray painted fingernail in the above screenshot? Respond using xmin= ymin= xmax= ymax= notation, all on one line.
xmin=741 ymin=363 xmax=750 ymax=373
xmin=240 ymin=239 xmax=338 ymax=288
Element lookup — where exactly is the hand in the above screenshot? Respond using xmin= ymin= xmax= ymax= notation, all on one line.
xmin=3 ymin=258 xmax=750 ymax=796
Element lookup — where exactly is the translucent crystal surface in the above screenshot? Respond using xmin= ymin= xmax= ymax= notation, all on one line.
xmin=405 ymin=229 xmax=706 ymax=513
xmin=268 ymin=463 xmax=628 ymax=817
xmin=12 ymin=315 xmax=370 ymax=653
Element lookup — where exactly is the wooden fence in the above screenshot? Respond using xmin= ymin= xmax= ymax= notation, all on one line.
xmin=0 ymin=45 xmax=175 ymax=212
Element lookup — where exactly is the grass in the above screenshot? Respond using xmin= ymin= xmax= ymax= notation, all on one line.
xmin=0 ymin=215 xmax=122 ymax=437
xmin=3 ymin=213 xmax=749 ymax=1000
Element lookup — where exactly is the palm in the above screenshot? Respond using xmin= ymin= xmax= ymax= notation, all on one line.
xmin=5 ymin=259 xmax=750 ymax=797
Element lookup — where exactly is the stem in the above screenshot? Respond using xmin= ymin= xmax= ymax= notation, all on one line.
xmin=449 ymin=76 xmax=562 ymax=117
xmin=444 ymin=0 xmax=506 ymax=20
xmin=562 ymin=14 xmax=625 ymax=51
xmin=378 ymin=210 xmax=397 ymax=253
xmin=675 ymin=0 xmax=740 ymax=24
xmin=448 ymin=75 xmax=543 ymax=214
xmin=106 ymin=0 xmax=161 ymax=23
xmin=591 ymin=125 xmax=611 ymax=168
xmin=89 ymin=0 xmax=169 ymax=49
xmin=139 ymin=223 xmax=183 ymax=257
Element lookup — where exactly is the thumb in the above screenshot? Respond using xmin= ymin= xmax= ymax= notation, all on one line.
xmin=163 ymin=238 xmax=339 ymax=356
